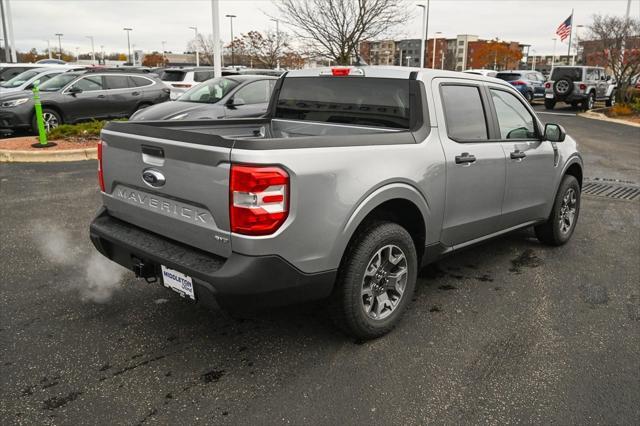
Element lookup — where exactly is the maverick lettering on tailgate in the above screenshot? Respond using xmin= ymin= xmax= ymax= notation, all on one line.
xmin=116 ymin=188 xmax=211 ymax=224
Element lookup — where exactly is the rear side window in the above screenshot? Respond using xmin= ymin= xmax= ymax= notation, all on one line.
xmin=105 ymin=75 xmax=130 ymax=89
xmin=129 ymin=76 xmax=152 ymax=87
xmin=194 ymin=71 xmax=215 ymax=82
xmin=440 ymin=85 xmax=488 ymax=141
xmin=550 ymin=67 xmax=582 ymax=82
xmin=160 ymin=70 xmax=186 ymax=82
xmin=275 ymin=77 xmax=410 ymax=129
xmin=233 ymin=80 xmax=271 ymax=105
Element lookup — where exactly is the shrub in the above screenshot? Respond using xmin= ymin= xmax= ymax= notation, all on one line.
xmin=631 ymin=98 xmax=640 ymax=114
xmin=47 ymin=119 xmax=125 ymax=141
xmin=610 ymin=104 xmax=634 ymax=117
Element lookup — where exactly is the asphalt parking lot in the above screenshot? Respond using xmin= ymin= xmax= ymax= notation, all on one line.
xmin=1 ymin=112 xmax=639 ymax=424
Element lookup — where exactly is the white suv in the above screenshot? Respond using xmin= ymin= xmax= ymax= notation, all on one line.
xmin=158 ymin=67 xmax=217 ymax=100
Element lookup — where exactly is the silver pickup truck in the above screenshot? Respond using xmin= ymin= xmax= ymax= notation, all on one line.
xmin=90 ymin=66 xmax=583 ymax=339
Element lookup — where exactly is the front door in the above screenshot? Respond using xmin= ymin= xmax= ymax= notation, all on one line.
xmin=485 ymin=85 xmax=557 ymax=228
xmin=433 ymin=80 xmax=507 ymax=246
xmin=64 ymin=75 xmax=110 ymax=121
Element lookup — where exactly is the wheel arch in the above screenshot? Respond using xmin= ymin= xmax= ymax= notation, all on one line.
xmin=35 ymin=103 xmax=66 ymax=124
xmin=564 ymin=160 xmax=583 ymax=188
xmin=332 ymin=183 xmax=429 ymax=270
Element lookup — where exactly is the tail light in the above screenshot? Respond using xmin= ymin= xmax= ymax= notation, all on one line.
xmin=230 ymin=164 xmax=289 ymax=236
xmin=511 ymin=80 xmax=527 ymax=86
xmin=97 ymin=140 xmax=105 ymax=192
xmin=545 ymin=82 xmax=551 ymax=89
xmin=579 ymin=83 xmax=587 ymax=91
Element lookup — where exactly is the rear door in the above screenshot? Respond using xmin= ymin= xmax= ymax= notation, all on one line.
xmin=100 ymin=122 xmax=233 ymax=257
xmin=433 ymin=79 xmax=507 ymax=246
xmin=63 ymin=75 xmax=111 ymax=121
xmin=224 ymin=79 xmax=273 ymax=118
xmin=104 ymin=74 xmax=137 ymax=117
xmin=485 ymin=84 xmax=556 ymax=227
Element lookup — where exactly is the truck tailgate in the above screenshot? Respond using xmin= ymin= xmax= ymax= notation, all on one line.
xmin=100 ymin=122 xmax=233 ymax=258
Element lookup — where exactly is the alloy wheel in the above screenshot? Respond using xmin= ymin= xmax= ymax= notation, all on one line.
xmin=361 ymin=244 xmax=408 ymax=320
xmin=42 ymin=112 xmax=59 ymax=131
xmin=559 ymin=188 xmax=577 ymax=235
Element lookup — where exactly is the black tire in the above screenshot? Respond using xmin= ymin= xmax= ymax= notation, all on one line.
xmin=582 ymin=92 xmax=595 ymax=111
xmin=605 ymin=92 xmax=616 ymax=107
xmin=524 ymin=91 xmax=533 ymax=103
xmin=570 ymin=101 xmax=579 ymax=108
xmin=544 ymin=99 xmax=556 ymax=110
xmin=32 ymin=108 xmax=62 ymax=133
xmin=329 ymin=221 xmax=417 ymax=340
xmin=535 ymin=175 xmax=581 ymax=246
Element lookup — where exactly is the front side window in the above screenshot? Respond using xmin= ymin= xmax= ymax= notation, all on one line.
xmin=71 ymin=75 xmax=104 ymax=92
xmin=441 ymin=85 xmax=488 ymax=141
xmin=177 ymin=77 xmax=239 ymax=103
xmin=233 ymin=80 xmax=271 ymax=105
xmin=490 ymin=89 xmax=536 ymax=139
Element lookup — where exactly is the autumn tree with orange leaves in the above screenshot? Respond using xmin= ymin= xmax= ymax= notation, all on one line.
xmin=469 ymin=40 xmax=522 ymax=70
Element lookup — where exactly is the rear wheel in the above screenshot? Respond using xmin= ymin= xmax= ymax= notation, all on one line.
xmin=535 ymin=175 xmax=581 ymax=246
xmin=582 ymin=92 xmax=595 ymax=111
xmin=544 ymin=99 xmax=556 ymax=110
xmin=570 ymin=101 xmax=579 ymax=108
xmin=329 ymin=221 xmax=417 ymax=340
xmin=32 ymin=108 xmax=62 ymax=133
xmin=605 ymin=92 xmax=616 ymax=107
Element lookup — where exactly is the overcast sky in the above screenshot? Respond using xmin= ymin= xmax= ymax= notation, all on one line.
xmin=3 ymin=0 xmax=637 ymax=56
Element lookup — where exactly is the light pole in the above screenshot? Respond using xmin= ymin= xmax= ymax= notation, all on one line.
xmin=86 ymin=36 xmax=95 ymax=64
xmin=432 ymin=31 xmax=441 ymax=68
xmin=189 ymin=26 xmax=199 ymax=66
xmin=75 ymin=46 xmax=79 ymax=63
xmin=440 ymin=49 xmax=445 ymax=69
xmin=416 ymin=1 xmax=429 ymax=68
xmin=123 ymin=27 xmax=132 ymax=65
xmin=161 ymin=41 xmax=167 ymax=63
xmin=531 ymin=49 xmax=536 ymax=71
xmin=211 ymin=0 xmax=222 ymax=77
xmin=55 ymin=33 xmax=63 ymax=60
xmin=551 ymin=38 xmax=557 ymax=69
xmin=47 ymin=39 xmax=52 ymax=59
xmin=225 ymin=14 xmax=236 ymax=66
xmin=100 ymin=45 xmax=104 ymax=64
xmin=271 ymin=18 xmax=280 ymax=69
xmin=575 ymin=24 xmax=585 ymax=65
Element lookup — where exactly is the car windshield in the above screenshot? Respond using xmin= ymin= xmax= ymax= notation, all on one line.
xmin=551 ymin=68 xmax=582 ymax=81
xmin=496 ymin=73 xmax=522 ymax=82
xmin=177 ymin=77 xmax=240 ymax=103
xmin=38 ymin=73 xmax=79 ymax=92
xmin=0 ymin=69 xmax=41 ymax=87
xmin=160 ymin=70 xmax=186 ymax=82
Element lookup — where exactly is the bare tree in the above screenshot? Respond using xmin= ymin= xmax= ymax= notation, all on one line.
xmin=582 ymin=14 xmax=640 ymax=101
xmin=188 ymin=33 xmax=219 ymax=65
xmin=274 ymin=0 xmax=410 ymax=65
xmin=242 ymin=29 xmax=290 ymax=68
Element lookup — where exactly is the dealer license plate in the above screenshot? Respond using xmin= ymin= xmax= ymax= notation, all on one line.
xmin=161 ymin=265 xmax=195 ymax=300
xmin=545 ymin=93 xmax=554 ymax=99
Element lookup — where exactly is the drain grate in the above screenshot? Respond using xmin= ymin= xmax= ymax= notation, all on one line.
xmin=582 ymin=179 xmax=640 ymax=201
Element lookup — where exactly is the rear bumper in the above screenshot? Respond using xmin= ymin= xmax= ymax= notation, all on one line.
xmin=89 ymin=208 xmax=336 ymax=310
xmin=545 ymin=92 xmax=588 ymax=102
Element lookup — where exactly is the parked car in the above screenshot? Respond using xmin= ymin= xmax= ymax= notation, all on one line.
xmin=463 ymin=69 xmax=498 ymax=78
xmin=91 ymin=66 xmax=583 ymax=340
xmin=544 ymin=66 xmax=616 ymax=110
xmin=130 ymin=75 xmax=278 ymax=121
xmin=158 ymin=67 xmax=218 ymax=99
xmin=0 ymin=66 xmax=83 ymax=94
xmin=496 ymin=70 xmax=546 ymax=103
xmin=36 ymin=59 xmax=67 ymax=65
xmin=0 ymin=69 xmax=170 ymax=132
xmin=0 ymin=63 xmax=67 ymax=82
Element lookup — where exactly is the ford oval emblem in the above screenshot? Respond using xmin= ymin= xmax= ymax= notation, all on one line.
xmin=142 ymin=169 xmax=166 ymax=188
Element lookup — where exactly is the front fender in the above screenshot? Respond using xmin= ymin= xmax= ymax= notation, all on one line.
xmin=328 ymin=182 xmax=430 ymax=271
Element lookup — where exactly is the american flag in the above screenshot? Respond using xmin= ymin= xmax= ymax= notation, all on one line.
xmin=556 ymin=14 xmax=573 ymax=42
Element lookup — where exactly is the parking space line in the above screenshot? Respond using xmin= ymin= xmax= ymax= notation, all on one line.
xmin=536 ymin=111 xmax=577 ymax=116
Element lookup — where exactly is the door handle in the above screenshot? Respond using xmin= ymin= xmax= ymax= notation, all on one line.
xmin=455 ymin=152 xmax=476 ymax=164
xmin=97 ymin=94 xmax=106 ymax=99
xmin=510 ymin=150 xmax=527 ymax=160
xmin=132 ymin=91 xmax=140 ymax=96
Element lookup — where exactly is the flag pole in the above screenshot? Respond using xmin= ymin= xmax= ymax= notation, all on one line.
xmin=567 ymin=9 xmax=574 ymax=64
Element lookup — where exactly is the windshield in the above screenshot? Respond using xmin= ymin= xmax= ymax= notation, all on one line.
xmin=0 ymin=69 xmax=42 ymax=88
xmin=39 ymin=74 xmax=79 ymax=92
xmin=177 ymin=77 xmax=239 ymax=103
xmin=496 ymin=73 xmax=522 ymax=82
xmin=275 ymin=77 xmax=411 ymax=129
xmin=551 ymin=68 xmax=582 ymax=81
xmin=160 ymin=70 xmax=186 ymax=82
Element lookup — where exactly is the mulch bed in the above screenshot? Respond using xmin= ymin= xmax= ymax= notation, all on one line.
xmin=0 ymin=136 xmax=98 ymax=151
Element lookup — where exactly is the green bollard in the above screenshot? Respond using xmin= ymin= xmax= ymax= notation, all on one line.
xmin=30 ymin=81 xmax=57 ymax=148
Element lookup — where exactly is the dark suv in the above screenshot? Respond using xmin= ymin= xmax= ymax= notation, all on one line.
xmin=0 ymin=69 xmax=170 ymax=132
xmin=496 ymin=70 xmax=546 ymax=103
xmin=544 ymin=66 xmax=616 ymax=110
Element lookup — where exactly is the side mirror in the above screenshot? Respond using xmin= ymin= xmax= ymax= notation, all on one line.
xmin=227 ymin=97 xmax=245 ymax=107
xmin=68 ymin=86 xmax=82 ymax=95
xmin=544 ymin=123 xmax=566 ymax=142
xmin=606 ymin=75 xmax=611 ymax=81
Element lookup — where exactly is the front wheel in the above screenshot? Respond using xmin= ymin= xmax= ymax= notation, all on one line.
xmin=535 ymin=175 xmax=581 ymax=246
xmin=544 ymin=99 xmax=556 ymax=110
xmin=582 ymin=92 xmax=595 ymax=111
xmin=329 ymin=221 xmax=417 ymax=340
xmin=605 ymin=92 xmax=616 ymax=107
xmin=32 ymin=108 xmax=62 ymax=133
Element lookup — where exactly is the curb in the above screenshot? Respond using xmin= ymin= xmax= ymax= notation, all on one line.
xmin=0 ymin=147 xmax=97 ymax=162
xmin=578 ymin=111 xmax=640 ymax=128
